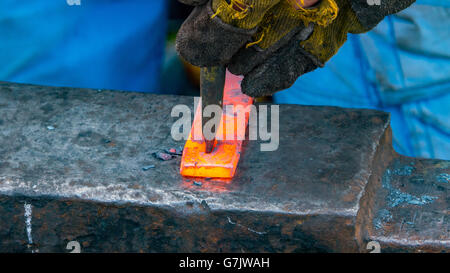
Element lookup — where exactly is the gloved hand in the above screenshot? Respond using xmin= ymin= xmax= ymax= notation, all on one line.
xmin=176 ymin=0 xmax=415 ymax=97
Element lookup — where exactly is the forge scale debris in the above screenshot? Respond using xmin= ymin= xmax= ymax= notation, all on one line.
xmin=153 ymin=152 xmax=173 ymax=161
xmin=165 ymin=148 xmax=183 ymax=156
xmin=142 ymin=165 xmax=155 ymax=171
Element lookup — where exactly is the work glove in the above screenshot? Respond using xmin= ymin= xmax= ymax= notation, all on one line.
xmin=176 ymin=0 xmax=416 ymax=97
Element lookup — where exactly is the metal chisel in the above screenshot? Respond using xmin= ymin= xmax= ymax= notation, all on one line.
xmin=200 ymin=66 xmax=226 ymax=153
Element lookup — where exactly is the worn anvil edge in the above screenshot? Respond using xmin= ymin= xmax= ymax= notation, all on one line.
xmin=0 ymin=189 xmax=361 ymax=218
xmin=371 ymin=236 xmax=450 ymax=248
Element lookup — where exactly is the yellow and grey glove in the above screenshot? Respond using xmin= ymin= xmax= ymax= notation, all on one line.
xmin=176 ymin=0 xmax=416 ymax=97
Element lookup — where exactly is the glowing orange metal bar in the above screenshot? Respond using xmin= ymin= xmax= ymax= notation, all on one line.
xmin=180 ymin=71 xmax=254 ymax=178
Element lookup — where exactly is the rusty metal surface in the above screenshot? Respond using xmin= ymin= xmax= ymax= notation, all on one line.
xmin=0 ymin=81 xmax=448 ymax=253
xmin=366 ymin=157 xmax=449 ymax=252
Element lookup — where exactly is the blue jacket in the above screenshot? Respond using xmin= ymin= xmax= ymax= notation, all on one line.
xmin=0 ymin=0 xmax=167 ymax=93
xmin=274 ymin=1 xmax=450 ymax=160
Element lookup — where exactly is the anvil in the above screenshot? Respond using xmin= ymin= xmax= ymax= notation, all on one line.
xmin=0 ymin=81 xmax=448 ymax=253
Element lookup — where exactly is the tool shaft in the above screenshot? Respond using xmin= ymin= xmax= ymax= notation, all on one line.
xmin=200 ymin=66 xmax=226 ymax=153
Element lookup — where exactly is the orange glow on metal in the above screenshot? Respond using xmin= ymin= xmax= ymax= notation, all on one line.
xmin=180 ymin=71 xmax=254 ymax=178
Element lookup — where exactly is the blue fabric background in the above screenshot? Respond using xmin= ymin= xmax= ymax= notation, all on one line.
xmin=0 ymin=0 xmax=167 ymax=93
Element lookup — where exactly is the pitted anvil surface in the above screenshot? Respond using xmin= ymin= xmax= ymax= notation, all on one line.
xmin=0 ymin=82 xmax=448 ymax=253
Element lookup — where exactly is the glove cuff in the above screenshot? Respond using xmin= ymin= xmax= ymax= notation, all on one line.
xmin=288 ymin=0 xmax=339 ymax=27
xmin=211 ymin=0 xmax=281 ymax=30
xmin=176 ymin=1 xmax=258 ymax=67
